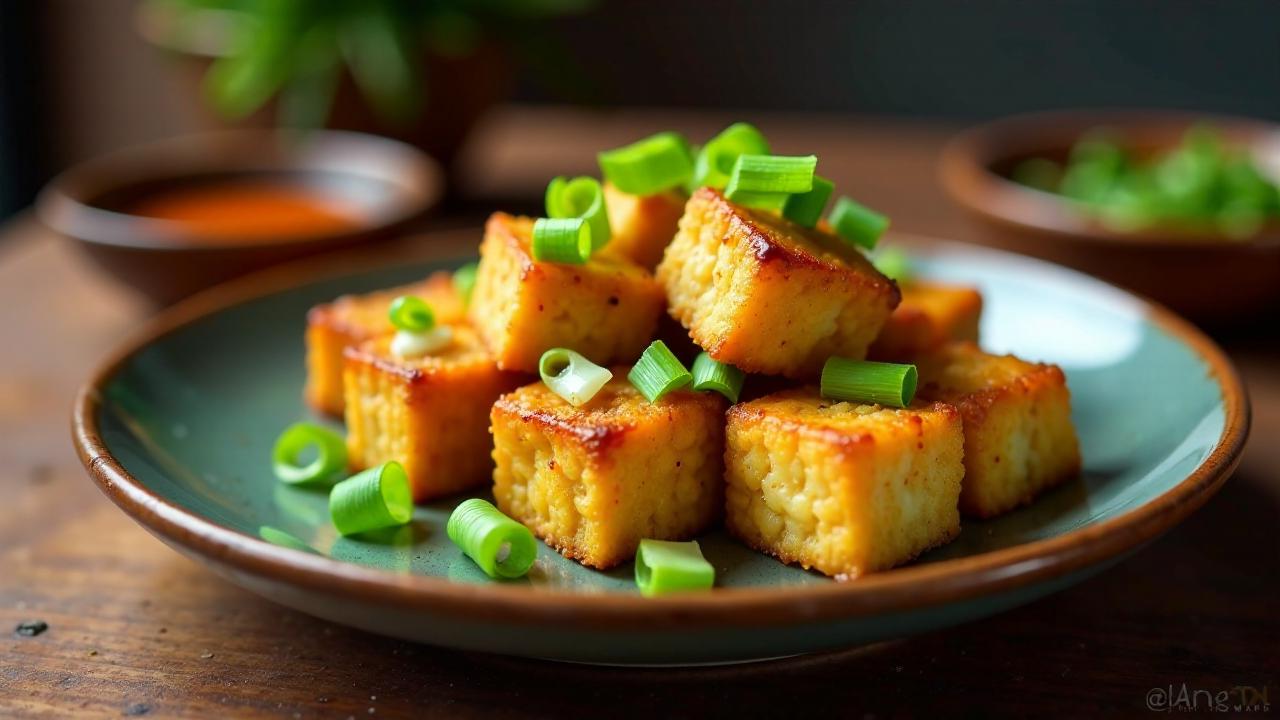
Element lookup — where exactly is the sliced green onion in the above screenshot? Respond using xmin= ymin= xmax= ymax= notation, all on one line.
xmin=726 ymin=190 xmax=791 ymax=212
xmin=691 ymin=122 xmax=770 ymax=190
xmin=531 ymin=217 xmax=592 ymax=264
xmin=691 ymin=352 xmax=745 ymax=403
xmin=390 ymin=326 xmax=453 ymax=358
xmin=388 ymin=295 xmax=435 ymax=332
xmin=272 ymin=422 xmax=347 ymax=486
xmin=258 ymin=526 xmax=318 ymax=554
xmin=820 ymin=357 xmax=917 ymax=408
xmin=782 ymin=175 xmax=835 ymax=228
xmin=546 ymin=176 xmax=611 ymax=249
xmin=329 ymin=461 xmax=413 ymax=537
xmin=627 ymin=340 xmax=692 ymax=402
xmin=539 ymin=347 xmax=613 ymax=407
xmin=725 ymin=154 xmax=817 ymax=198
xmin=828 ymin=196 xmax=890 ymax=250
xmin=872 ymin=248 xmax=912 ymax=283
xmin=452 ymin=262 xmax=478 ymax=305
xmin=598 ymin=131 xmax=694 ymax=195
xmin=447 ymin=498 xmax=537 ymax=579
xmin=635 ymin=539 xmax=715 ymax=597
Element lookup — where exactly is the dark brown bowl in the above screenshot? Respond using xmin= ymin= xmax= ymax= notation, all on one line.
xmin=37 ymin=129 xmax=442 ymax=306
xmin=939 ymin=110 xmax=1280 ymax=323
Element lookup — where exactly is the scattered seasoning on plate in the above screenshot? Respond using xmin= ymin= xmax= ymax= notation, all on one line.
xmin=14 ymin=620 xmax=48 ymax=637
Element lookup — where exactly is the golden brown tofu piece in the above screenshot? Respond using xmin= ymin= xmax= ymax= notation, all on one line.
xmin=305 ymin=272 xmax=467 ymax=416
xmin=343 ymin=327 xmax=525 ymax=502
xmin=869 ymin=281 xmax=983 ymax=362
xmin=916 ymin=342 xmax=1081 ymax=518
xmin=725 ymin=389 xmax=964 ymax=579
xmin=601 ymin=182 xmax=686 ymax=269
xmin=468 ymin=213 xmax=667 ymax=374
xmin=491 ymin=376 xmax=726 ymax=569
xmin=657 ymin=188 xmax=900 ymax=378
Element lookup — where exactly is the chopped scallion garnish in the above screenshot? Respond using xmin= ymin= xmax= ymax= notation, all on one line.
xmin=820 ymin=357 xmax=917 ymax=408
xmin=725 ymin=154 xmax=817 ymax=198
xmin=627 ymin=340 xmax=692 ymax=402
xmin=539 ymin=347 xmax=613 ymax=407
xmin=635 ymin=539 xmax=715 ymax=597
xmin=545 ymin=176 xmax=611 ymax=250
xmin=388 ymin=295 xmax=435 ymax=333
xmin=872 ymin=248 xmax=912 ymax=283
xmin=598 ymin=131 xmax=694 ymax=196
xmin=272 ymin=422 xmax=347 ymax=486
xmin=782 ymin=175 xmax=835 ymax=228
xmin=828 ymin=196 xmax=889 ymax=250
xmin=691 ymin=122 xmax=770 ymax=191
xmin=690 ymin=352 xmax=745 ymax=403
xmin=447 ymin=498 xmax=537 ymax=579
xmin=452 ymin=262 xmax=479 ymax=305
xmin=329 ymin=461 xmax=413 ymax=537
xmin=531 ymin=217 xmax=592 ymax=264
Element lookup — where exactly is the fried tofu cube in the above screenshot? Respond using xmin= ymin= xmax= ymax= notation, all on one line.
xmin=916 ymin=342 xmax=1081 ymax=518
xmin=601 ymin=182 xmax=686 ymax=269
xmin=725 ymin=389 xmax=964 ymax=579
xmin=869 ymin=281 xmax=983 ymax=361
xmin=468 ymin=213 xmax=667 ymax=374
xmin=343 ymin=326 xmax=525 ymax=502
xmin=491 ymin=376 xmax=726 ymax=569
xmin=657 ymin=188 xmax=900 ymax=378
xmin=305 ymin=272 xmax=467 ymax=415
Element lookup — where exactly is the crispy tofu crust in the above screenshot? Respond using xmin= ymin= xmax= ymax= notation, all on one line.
xmin=467 ymin=213 xmax=667 ymax=374
xmin=600 ymin=182 xmax=687 ymax=269
xmin=305 ymin=272 xmax=466 ymax=416
xmin=916 ymin=342 xmax=1082 ymax=518
xmin=657 ymin=188 xmax=900 ymax=378
xmin=343 ymin=327 xmax=525 ymax=502
xmin=491 ymin=376 xmax=726 ymax=569
xmin=725 ymin=388 xmax=964 ymax=579
xmin=869 ymin=281 xmax=982 ymax=362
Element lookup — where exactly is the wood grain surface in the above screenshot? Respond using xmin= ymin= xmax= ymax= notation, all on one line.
xmin=2 ymin=109 xmax=1276 ymax=718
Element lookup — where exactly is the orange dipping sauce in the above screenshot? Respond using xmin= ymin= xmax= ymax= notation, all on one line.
xmin=127 ymin=181 xmax=360 ymax=242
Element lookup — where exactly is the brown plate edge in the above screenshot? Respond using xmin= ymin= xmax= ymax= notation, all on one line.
xmin=69 ymin=233 xmax=1251 ymax=632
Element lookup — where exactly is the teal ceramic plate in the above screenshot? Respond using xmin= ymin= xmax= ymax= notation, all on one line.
xmin=73 ymin=235 xmax=1248 ymax=665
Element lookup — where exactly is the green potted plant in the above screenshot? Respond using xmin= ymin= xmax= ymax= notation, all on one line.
xmin=137 ymin=0 xmax=591 ymax=173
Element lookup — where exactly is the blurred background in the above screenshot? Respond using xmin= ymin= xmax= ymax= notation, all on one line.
xmin=5 ymin=0 xmax=1280 ymax=215
xmin=3 ymin=0 xmax=1279 ymax=319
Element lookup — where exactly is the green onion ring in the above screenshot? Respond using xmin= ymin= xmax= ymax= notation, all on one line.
xmin=329 ymin=461 xmax=413 ymax=537
xmin=388 ymin=295 xmax=436 ymax=333
xmin=635 ymin=539 xmax=715 ymax=596
xmin=447 ymin=498 xmax=537 ymax=579
xmin=272 ymin=422 xmax=347 ymax=486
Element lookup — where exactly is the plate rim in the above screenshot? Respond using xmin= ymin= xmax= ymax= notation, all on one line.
xmin=71 ymin=233 xmax=1250 ymax=630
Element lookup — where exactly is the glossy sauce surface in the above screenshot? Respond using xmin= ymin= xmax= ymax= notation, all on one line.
xmin=127 ymin=181 xmax=359 ymax=241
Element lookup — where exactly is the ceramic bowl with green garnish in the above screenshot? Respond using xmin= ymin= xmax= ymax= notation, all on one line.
xmin=939 ymin=110 xmax=1280 ymax=323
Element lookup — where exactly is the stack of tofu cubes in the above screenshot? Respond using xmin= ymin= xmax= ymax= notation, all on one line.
xmin=304 ymin=184 xmax=1080 ymax=580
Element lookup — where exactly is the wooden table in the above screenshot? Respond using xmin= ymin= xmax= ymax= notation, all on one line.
xmin=3 ymin=108 xmax=1277 ymax=718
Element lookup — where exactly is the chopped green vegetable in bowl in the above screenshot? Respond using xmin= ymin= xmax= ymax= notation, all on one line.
xmin=1010 ymin=125 xmax=1280 ymax=238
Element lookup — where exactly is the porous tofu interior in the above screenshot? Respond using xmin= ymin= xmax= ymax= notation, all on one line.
xmin=602 ymin=182 xmax=686 ymax=269
xmin=658 ymin=189 xmax=898 ymax=376
xmin=305 ymin=272 xmax=466 ymax=414
xmin=491 ymin=379 xmax=723 ymax=568
xmin=468 ymin=213 xmax=665 ymax=372
xmin=917 ymin=343 xmax=1080 ymax=517
xmin=344 ymin=326 xmax=515 ymax=500
xmin=726 ymin=392 xmax=963 ymax=577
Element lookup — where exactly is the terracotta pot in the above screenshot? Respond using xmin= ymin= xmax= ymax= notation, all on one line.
xmin=136 ymin=3 xmax=512 ymax=179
